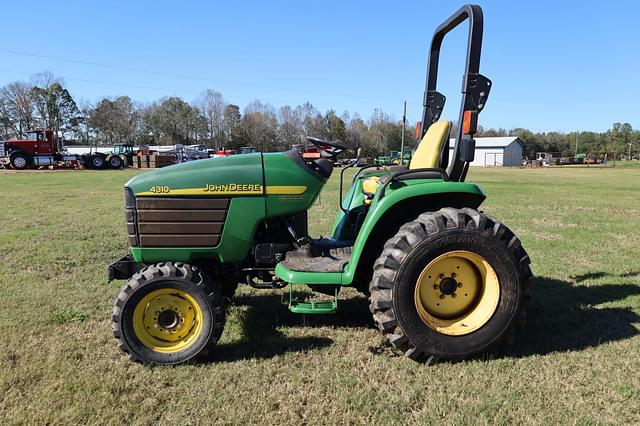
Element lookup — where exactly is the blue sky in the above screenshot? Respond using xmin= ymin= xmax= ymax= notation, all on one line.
xmin=2 ymin=0 xmax=639 ymax=132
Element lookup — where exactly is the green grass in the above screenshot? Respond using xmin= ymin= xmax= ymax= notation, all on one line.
xmin=1 ymin=163 xmax=639 ymax=425
xmin=49 ymin=307 xmax=88 ymax=325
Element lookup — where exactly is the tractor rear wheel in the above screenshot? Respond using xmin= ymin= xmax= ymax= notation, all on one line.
xmin=112 ymin=262 xmax=225 ymax=365
xmin=369 ymin=208 xmax=532 ymax=362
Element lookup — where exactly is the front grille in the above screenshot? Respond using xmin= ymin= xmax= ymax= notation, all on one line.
xmin=126 ymin=196 xmax=229 ymax=248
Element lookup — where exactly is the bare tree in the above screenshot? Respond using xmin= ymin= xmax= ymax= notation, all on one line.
xmin=295 ymin=102 xmax=327 ymax=139
xmin=0 ymin=81 xmax=35 ymax=136
xmin=345 ymin=112 xmax=368 ymax=152
xmin=30 ymin=71 xmax=62 ymax=88
xmin=367 ymin=108 xmax=386 ymax=156
xmin=195 ymin=89 xmax=225 ymax=149
xmin=0 ymin=96 xmax=11 ymax=139
xmin=242 ymin=100 xmax=278 ymax=152
xmin=222 ymin=104 xmax=242 ymax=148
xmin=277 ymin=105 xmax=303 ymax=148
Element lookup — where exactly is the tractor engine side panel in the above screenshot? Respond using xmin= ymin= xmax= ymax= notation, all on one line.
xmin=127 ymin=196 xmax=265 ymax=264
xmin=128 ymin=197 xmax=230 ymax=248
xmin=125 ymin=154 xmax=267 ymax=264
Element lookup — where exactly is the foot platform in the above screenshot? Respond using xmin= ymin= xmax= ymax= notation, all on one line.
xmin=280 ymin=244 xmax=352 ymax=273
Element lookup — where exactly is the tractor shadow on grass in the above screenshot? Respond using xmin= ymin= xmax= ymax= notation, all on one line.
xmin=204 ymin=292 xmax=372 ymax=363
xmin=205 ymin=276 xmax=640 ymax=362
xmin=506 ymin=276 xmax=640 ymax=357
xmin=571 ymin=271 xmax=640 ymax=283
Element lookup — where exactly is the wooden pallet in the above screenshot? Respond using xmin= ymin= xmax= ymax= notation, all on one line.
xmin=133 ymin=154 xmax=176 ymax=168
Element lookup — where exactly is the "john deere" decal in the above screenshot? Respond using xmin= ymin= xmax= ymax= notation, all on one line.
xmin=137 ymin=184 xmax=307 ymax=196
xmin=204 ymin=183 xmax=262 ymax=193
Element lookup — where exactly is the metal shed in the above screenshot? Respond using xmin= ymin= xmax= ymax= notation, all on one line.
xmin=448 ymin=136 xmax=523 ymax=167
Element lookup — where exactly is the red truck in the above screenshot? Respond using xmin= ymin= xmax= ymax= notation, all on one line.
xmin=0 ymin=129 xmax=78 ymax=169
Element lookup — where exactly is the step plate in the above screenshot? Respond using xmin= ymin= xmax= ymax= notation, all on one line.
xmin=281 ymin=246 xmax=352 ymax=273
xmin=289 ymin=300 xmax=338 ymax=314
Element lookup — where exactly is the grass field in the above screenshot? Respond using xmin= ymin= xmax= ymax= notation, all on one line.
xmin=1 ymin=163 xmax=639 ymax=425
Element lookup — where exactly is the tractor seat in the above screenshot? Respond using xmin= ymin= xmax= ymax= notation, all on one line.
xmin=361 ymin=120 xmax=451 ymax=202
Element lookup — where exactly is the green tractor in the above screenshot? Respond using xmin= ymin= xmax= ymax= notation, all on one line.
xmin=392 ymin=148 xmax=413 ymax=166
xmin=374 ymin=154 xmax=392 ymax=166
xmin=82 ymin=143 xmax=135 ymax=169
xmin=108 ymin=4 xmax=531 ymax=365
xmin=112 ymin=143 xmax=136 ymax=167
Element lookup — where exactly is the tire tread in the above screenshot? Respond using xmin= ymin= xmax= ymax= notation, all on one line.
xmin=368 ymin=208 xmax=533 ymax=363
xmin=111 ymin=262 xmax=225 ymax=364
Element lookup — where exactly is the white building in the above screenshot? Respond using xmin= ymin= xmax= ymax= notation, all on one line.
xmin=448 ymin=136 xmax=523 ymax=167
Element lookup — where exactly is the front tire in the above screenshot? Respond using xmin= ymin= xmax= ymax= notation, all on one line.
xmin=10 ymin=152 xmax=30 ymax=170
xmin=369 ymin=208 xmax=532 ymax=362
xmin=108 ymin=155 xmax=123 ymax=169
xmin=112 ymin=262 xmax=225 ymax=365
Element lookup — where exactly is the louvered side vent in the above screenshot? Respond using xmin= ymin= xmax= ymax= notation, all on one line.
xmin=131 ymin=197 xmax=230 ymax=247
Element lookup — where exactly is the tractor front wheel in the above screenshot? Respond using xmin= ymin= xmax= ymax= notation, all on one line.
xmin=369 ymin=208 xmax=532 ymax=362
xmin=108 ymin=155 xmax=123 ymax=169
xmin=112 ymin=262 xmax=225 ymax=365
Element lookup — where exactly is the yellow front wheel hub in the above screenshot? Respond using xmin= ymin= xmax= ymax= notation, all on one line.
xmin=132 ymin=288 xmax=204 ymax=353
xmin=414 ymin=250 xmax=500 ymax=336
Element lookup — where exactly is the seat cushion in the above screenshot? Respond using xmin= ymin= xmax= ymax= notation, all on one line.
xmin=409 ymin=120 xmax=451 ymax=169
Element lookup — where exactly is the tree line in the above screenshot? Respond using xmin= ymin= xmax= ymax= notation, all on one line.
xmin=0 ymin=72 xmax=637 ymax=158
xmin=477 ymin=124 xmax=638 ymax=159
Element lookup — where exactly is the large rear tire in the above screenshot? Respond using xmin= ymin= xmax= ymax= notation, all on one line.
xmin=112 ymin=262 xmax=225 ymax=365
xmin=369 ymin=208 xmax=532 ymax=362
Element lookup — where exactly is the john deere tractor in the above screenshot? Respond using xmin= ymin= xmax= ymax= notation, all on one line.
xmin=108 ymin=5 xmax=531 ymax=365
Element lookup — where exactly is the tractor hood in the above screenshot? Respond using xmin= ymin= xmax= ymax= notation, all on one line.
xmin=125 ymin=153 xmax=264 ymax=197
xmin=125 ymin=151 xmax=327 ymax=219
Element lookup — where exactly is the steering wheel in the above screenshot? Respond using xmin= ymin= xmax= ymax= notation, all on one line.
xmin=306 ymin=136 xmax=347 ymax=158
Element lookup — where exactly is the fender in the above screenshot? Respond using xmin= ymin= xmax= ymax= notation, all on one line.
xmin=8 ymin=148 xmax=31 ymax=158
xmin=341 ymin=179 xmax=485 ymax=285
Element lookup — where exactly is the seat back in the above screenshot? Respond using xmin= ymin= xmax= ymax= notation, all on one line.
xmin=409 ymin=120 xmax=451 ymax=170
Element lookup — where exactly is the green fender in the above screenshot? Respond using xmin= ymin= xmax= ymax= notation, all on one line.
xmin=275 ymin=178 xmax=485 ymax=285
xmin=341 ymin=179 xmax=485 ymax=284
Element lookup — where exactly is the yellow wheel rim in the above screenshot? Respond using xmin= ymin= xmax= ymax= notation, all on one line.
xmin=132 ymin=288 xmax=204 ymax=353
xmin=414 ymin=250 xmax=500 ymax=336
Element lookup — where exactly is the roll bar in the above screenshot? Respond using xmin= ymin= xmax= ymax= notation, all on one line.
xmin=420 ymin=4 xmax=492 ymax=182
